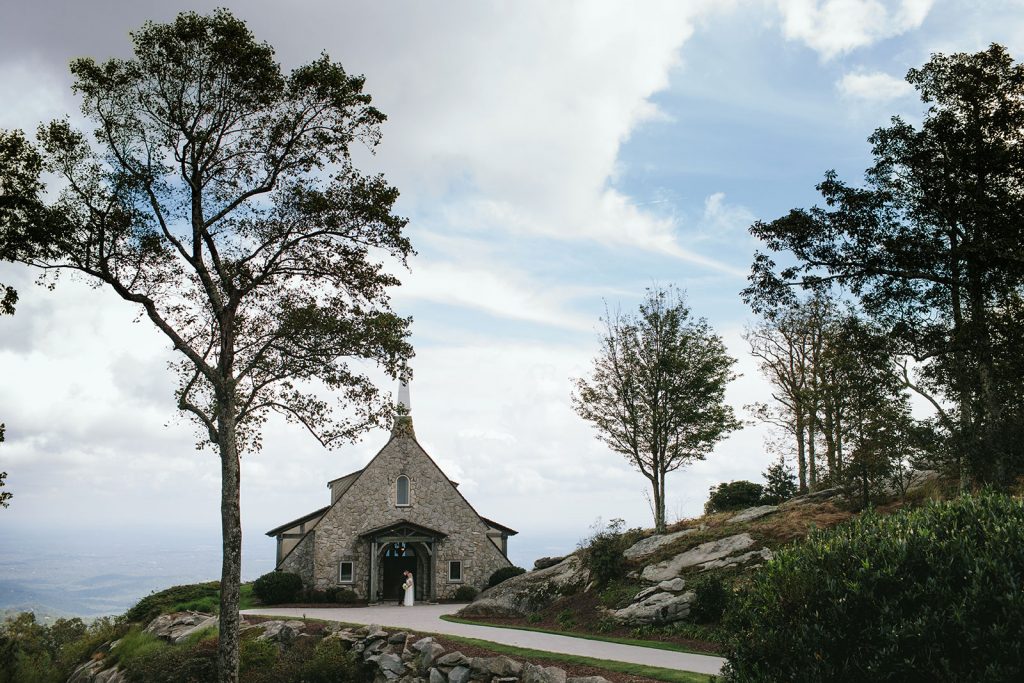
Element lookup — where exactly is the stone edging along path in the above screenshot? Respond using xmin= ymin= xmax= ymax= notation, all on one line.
xmin=241 ymin=603 xmax=726 ymax=677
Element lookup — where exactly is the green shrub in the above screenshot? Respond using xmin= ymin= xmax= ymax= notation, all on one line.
xmin=108 ymin=625 xmax=168 ymax=668
xmin=555 ymin=609 xmax=576 ymax=630
xmin=244 ymin=637 xmax=362 ymax=683
xmin=121 ymin=637 xmax=218 ymax=683
xmin=526 ymin=613 xmax=542 ymax=624
xmin=578 ymin=518 xmax=629 ymax=586
xmin=300 ymin=638 xmax=361 ymax=683
xmin=487 ymin=566 xmax=527 ymax=587
xmin=452 ymin=585 xmax=479 ymax=602
xmin=252 ymin=571 xmax=303 ymax=605
xmin=688 ymin=574 xmax=729 ymax=624
xmin=704 ymin=480 xmax=765 ymax=514
xmin=240 ymin=637 xmax=279 ymax=673
xmin=124 ymin=581 xmax=220 ymax=623
xmin=722 ymin=492 xmax=1024 ymax=682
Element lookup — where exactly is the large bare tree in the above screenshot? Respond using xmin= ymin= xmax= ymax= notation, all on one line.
xmin=0 ymin=11 xmax=413 ymax=681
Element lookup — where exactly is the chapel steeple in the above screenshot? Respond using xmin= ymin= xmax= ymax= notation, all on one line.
xmin=391 ymin=376 xmax=415 ymax=439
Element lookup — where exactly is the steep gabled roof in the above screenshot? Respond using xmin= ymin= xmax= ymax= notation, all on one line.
xmin=272 ymin=413 xmax=516 ymax=568
xmin=481 ymin=516 xmax=518 ymax=535
xmin=265 ymin=505 xmax=331 ymax=537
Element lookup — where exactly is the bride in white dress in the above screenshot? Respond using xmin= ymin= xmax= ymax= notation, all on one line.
xmin=402 ymin=571 xmax=414 ymax=606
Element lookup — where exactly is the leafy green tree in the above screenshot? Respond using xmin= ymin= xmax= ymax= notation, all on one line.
xmin=0 ymin=11 xmax=413 ymax=681
xmin=745 ymin=44 xmax=1024 ymax=487
xmin=572 ymin=287 xmax=740 ymax=531
xmin=705 ymin=480 xmax=764 ymax=514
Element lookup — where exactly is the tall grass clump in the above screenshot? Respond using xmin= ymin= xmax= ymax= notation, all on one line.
xmin=722 ymin=492 xmax=1024 ymax=682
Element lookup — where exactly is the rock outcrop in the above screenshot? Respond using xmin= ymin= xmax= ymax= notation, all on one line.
xmin=640 ymin=533 xmax=758 ymax=582
xmin=66 ymin=660 xmax=128 ymax=683
xmin=458 ymin=555 xmax=588 ymax=618
xmin=728 ymin=505 xmax=778 ymax=524
xmin=144 ymin=610 xmax=218 ymax=644
xmin=622 ymin=529 xmax=697 ymax=559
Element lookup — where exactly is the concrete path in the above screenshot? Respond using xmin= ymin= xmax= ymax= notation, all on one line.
xmin=242 ymin=604 xmax=726 ymax=677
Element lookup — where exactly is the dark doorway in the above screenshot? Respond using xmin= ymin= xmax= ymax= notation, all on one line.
xmin=381 ymin=543 xmax=418 ymax=601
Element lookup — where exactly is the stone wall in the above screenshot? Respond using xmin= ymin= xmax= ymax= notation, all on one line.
xmin=311 ymin=425 xmax=511 ymax=599
xmin=280 ymin=528 xmax=315 ymax=586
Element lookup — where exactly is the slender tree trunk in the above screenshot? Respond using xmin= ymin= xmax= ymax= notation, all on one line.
xmin=217 ymin=395 xmax=241 ymax=683
xmin=652 ymin=471 xmax=666 ymax=533
xmin=795 ymin=409 xmax=807 ymax=494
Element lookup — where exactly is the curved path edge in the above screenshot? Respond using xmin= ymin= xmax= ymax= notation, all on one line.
xmin=242 ymin=604 xmax=726 ymax=676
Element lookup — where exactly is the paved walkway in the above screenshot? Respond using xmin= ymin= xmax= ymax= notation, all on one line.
xmin=241 ymin=604 xmax=726 ymax=677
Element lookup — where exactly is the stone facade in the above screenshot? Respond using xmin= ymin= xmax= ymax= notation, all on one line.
xmin=272 ymin=413 xmax=515 ymax=601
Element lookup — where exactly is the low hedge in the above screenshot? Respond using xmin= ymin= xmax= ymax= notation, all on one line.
xmin=252 ymin=571 xmax=303 ymax=605
xmin=721 ymin=492 xmax=1024 ymax=682
xmin=487 ymin=566 xmax=526 ymax=587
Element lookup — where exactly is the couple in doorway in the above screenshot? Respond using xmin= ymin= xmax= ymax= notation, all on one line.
xmin=398 ymin=570 xmax=414 ymax=607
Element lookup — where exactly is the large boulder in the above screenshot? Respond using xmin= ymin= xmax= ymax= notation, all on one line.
xmin=641 ymin=533 xmax=757 ymax=582
xmin=622 ymin=529 xmax=697 ymax=559
xmin=610 ymin=590 xmax=695 ymax=625
xmin=144 ymin=611 xmax=217 ymax=644
xmin=457 ymin=555 xmax=588 ymax=618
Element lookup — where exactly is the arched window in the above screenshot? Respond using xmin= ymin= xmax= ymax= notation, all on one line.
xmin=396 ymin=475 xmax=410 ymax=506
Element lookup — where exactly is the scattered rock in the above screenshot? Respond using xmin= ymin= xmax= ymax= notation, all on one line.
xmin=700 ymin=547 xmax=774 ymax=571
xmin=430 ymin=667 xmax=448 ymax=683
xmin=378 ymin=653 xmax=405 ymax=676
xmin=411 ymin=636 xmax=437 ymax=652
xmin=485 ymin=656 xmax=522 ymax=677
xmin=632 ymin=585 xmax=660 ymax=602
xmin=641 ymin=533 xmax=757 ymax=582
xmin=448 ymin=665 xmax=472 ymax=683
xmin=610 ymin=590 xmax=695 ymax=625
xmin=437 ymin=651 xmax=470 ymax=668
xmin=657 ymin=577 xmax=686 ymax=592
xmin=388 ymin=631 xmax=409 ymax=644
xmin=144 ymin=611 xmax=216 ymax=644
xmin=567 ymin=677 xmax=611 ymax=683
xmin=420 ymin=642 xmax=447 ymax=670
xmin=533 ymin=556 xmax=566 ymax=570
xmin=67 ymin=660 xmax=128 ymax=683
xmin=522 ymin=662 xmax=568 ymax=683
xmin=256 ymin=620 xmax=305 ymax=646
xmin=728 ymin=505 xmax=779 ymax=524
xmin=623 ymin=529 xmax=697 ymax=559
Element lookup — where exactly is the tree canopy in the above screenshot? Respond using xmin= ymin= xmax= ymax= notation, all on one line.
xmin=0 ymin=10 xmax=413 ymax=681
xmin=745 ymin=44 xmax=1024 ymax=487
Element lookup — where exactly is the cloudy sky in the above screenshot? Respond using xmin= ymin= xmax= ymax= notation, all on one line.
xmin=1 ymin=0 xmax=1022 ymax=587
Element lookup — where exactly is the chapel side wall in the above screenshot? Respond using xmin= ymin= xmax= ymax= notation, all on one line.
xmin=279 ymin=529 xmax=315 ymax=588
xmin=311 ymin=434 xmax=511 ymax=598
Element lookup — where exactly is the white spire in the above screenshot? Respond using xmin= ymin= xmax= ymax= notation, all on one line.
xmin=397 ymin=377 xmax=411 ymax=414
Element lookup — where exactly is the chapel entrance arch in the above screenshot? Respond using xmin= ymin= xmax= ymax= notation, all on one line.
xmin=361 ymin=521 xmax=447 ymax=603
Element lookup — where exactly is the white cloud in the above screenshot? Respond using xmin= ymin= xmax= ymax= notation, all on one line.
xmin=776 ymin=0 xmax=934 ymax=59
xmin=837 ymin=70 xmax=914 ymax=100
xmin=394 ymin=258 xmax=595 ymax=331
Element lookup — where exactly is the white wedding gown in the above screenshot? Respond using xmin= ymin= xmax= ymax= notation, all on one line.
xmin=403 ymin=580 xmax=414 ymax=606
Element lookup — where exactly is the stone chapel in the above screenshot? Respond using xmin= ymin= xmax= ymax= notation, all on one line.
xmin=265 ymin=382 xmax=517 ymax=602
